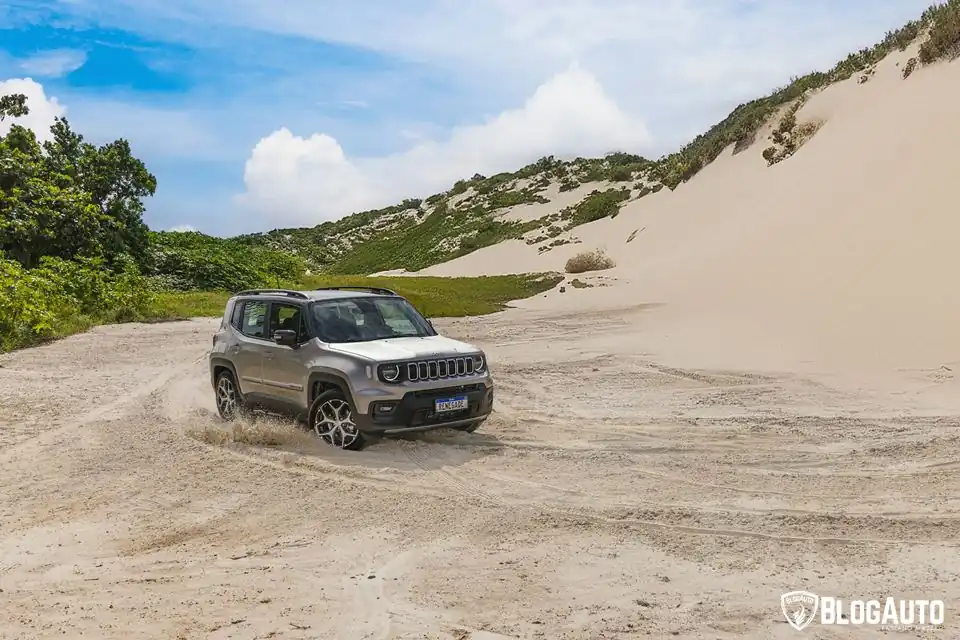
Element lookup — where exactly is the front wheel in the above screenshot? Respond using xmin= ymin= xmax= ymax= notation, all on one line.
xmin=455 ymin=419 xmax=485 ymax=433
xmin=308 ymin=390 xmax=366 ymax=450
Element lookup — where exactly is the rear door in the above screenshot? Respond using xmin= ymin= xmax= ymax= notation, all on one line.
xmin=232 ymin=299 xmax=271 ymax=395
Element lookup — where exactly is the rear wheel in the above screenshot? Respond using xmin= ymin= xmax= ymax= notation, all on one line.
xmin=215 ymin=370 xmax=244 ymax=420
xmin=308 ymin=389 xmax=366 ymax=450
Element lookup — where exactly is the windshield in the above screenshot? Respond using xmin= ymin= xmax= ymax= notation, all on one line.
xmin=309 ymin=296 xmax=434 ymax=343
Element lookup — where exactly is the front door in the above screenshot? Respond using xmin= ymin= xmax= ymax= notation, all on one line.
xmin=260 ymin=302 xmax=312 ymax=409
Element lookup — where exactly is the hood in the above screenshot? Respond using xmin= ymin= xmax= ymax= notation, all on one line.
xmin=326 ymin=335 xmax=480 ymax=361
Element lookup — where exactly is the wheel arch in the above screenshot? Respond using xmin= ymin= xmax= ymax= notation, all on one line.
xmin=308 ymin=371 xmax=356 ymax=407
xmin=210 ymin=357 xmax=239 ymax=387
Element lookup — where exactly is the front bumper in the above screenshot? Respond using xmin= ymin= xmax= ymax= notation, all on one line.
xmin=354 ymin=382 xmax=493 ymax=435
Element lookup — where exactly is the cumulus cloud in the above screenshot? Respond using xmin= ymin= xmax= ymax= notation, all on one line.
xmin=19 ymin=49 xmax=87 ymax=78
xmin=0 ymin=78 xmax=65 ymax=141
xmin=240 ymin=65 xmax=651 ymax=226
xmin=167 ymin=224 xmax=198 ymax=232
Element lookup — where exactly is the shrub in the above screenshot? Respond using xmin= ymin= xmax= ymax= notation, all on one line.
xmin=567 ymin=188 xmax=631 ymax=225
xmin=902 ymin=56 xmax=919 ymax=78
xmin=919 ymin=1 xmax=960 ymax=63
xmin=145 ymin=231 xmax=306 ymax=291
xmin=565 ymin=249 xmax=615 ymax=274
xmin=0 ymin=256 xmax=155 ymax=351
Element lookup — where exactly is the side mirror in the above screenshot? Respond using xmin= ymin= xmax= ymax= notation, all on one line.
xmin=273 ymin=329 xmax=298 ymax=347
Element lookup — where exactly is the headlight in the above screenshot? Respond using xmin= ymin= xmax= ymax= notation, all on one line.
xmin=472 ymin=354 xmax=486 ymax=373
xmin=379 ymin=363 xmax=401 ymax=382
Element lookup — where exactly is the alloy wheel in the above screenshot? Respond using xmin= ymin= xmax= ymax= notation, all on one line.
xmin=216 ymin=376 xmax=238 ymax=418
xmin=313 ymin=398 xmax=360 ymax=449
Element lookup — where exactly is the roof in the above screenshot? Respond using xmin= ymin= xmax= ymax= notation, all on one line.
xmin=231 ymin=287 xmax=397 ymax=302
xmin=304 ymin=289 xmax=384 ymax=301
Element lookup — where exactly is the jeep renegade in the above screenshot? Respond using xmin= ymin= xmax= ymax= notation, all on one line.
xmin=208 ymin=287 xmax=494 ymax=450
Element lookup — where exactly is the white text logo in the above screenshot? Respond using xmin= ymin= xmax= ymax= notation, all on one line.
xmin=781 ymin=591 xmax=944 ymax=631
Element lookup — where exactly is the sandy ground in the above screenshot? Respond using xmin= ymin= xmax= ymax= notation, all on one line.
xmin=2 ymin=306 xmax=958 ymax=639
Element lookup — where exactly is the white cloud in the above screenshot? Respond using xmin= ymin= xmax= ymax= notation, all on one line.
xmin=167 ymin=224 xmax=197 ymax=232
xmin=239 ymin=65 xmax=651 ymax=226
xmin=0 ymin=78 xmax=66 ymax=142
xmin=19 ymin=49 xmax=87 ymax=78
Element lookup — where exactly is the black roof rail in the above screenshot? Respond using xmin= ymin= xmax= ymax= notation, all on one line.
xmin=233 ymin=289 xmax=309 ymax=299
xmin=311 ymin=286 xmax=398 ymax=296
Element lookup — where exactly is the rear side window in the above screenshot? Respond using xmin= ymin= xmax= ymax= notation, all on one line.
xmin=238 ymin=301 xmax=268 ymax=339
xmin=230 ymin=300 xmax=244 ymax=329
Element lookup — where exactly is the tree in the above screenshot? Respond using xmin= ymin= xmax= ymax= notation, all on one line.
xmin=0 ymin=123 xmax=110 ymax=268
xmin=0 ymin=94 xmax=27 ymax=121
xmin=42 ymin=118 xmax=157 ymax=266
xmin=0 ymin=93 xmax=157 ymax=269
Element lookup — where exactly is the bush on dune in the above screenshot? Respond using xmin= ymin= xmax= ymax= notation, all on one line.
xmin=565 ymin=249 xmax=615 ymax=274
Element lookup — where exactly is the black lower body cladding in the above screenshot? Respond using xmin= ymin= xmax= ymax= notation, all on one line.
xmin=355 ymin=383 xmax=494 ymax=435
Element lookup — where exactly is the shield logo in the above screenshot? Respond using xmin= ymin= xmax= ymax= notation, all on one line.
xmin=781 ymin=591 xmax=819 ymax=631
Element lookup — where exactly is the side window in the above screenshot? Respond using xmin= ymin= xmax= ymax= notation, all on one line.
xmin=239 ymin=301 xmax=268 ymax=339
xmin=230 ymin=300 xmax=244 ymax=329
xmin=269 ymin=303 xmax=304 ymax=341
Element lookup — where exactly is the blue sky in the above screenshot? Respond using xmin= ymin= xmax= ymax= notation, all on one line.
xmin=0 ymin=0 xmax=933 ymax=236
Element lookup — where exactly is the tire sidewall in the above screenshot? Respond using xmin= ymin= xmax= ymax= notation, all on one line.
xmin=308 ymin=389 xmax=366 ymax=450
xmin=215 ymin=370 xmax=244 ymax=420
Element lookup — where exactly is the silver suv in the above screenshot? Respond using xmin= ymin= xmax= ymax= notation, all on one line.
xmin=208 ymin=287 xmax=494 ymax=450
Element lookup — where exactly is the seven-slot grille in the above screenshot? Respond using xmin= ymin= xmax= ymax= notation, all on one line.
xmin=407 ymin=356 xmax=475 ymax=381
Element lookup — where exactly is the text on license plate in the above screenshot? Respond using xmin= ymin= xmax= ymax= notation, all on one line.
xmin=435 ymin=396 xmax=468 ymax=413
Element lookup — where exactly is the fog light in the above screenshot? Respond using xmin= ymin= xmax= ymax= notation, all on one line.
xmin=375 ymin=403 xmax=396 ymax=413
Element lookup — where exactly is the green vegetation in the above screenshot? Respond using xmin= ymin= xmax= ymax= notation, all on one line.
xmin=919 ymin=1 xmax=960 ymax=63
xmin=147 ymin=273 xmax=563 ymax=322
xmin=1 ymin=256 xmax=155 ymax=351
xmin=0 ymin=92 xmax=162 ymax=351
xmin=0 ymin=94 xmax=561 ymax=352
xmin=145 ymin=230 xmax=307 ymax=291
xmin=902 ymin=56 xmax=920 ymax=78
xmin=564 ymin=188 xmax=631 ymax=225
xmin=761 ymin=97 xmax=824 ymax=166
xmin=323 ymin=200 xmax=541 ymax=274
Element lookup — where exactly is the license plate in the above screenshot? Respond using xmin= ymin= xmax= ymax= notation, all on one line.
xmin=435 ymin=396 xmax=468 ymax=413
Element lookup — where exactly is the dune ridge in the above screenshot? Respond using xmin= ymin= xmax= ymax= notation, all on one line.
xmin=420 ymin=40 xmax=960 ymax=376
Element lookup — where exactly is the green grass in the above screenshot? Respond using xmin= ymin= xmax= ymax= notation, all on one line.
xmin=145 ymin=273 xmax=563 ymax=321
xmin=145 ymin=290 xmax=229 ymax=321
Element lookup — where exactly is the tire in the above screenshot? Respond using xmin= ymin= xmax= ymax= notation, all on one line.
xmin=308 ymin=389 xmax=366 ymax=451
xmin=455 ymin=419 xmax=485 ymax=433
xmin=214 ymin=369 xmax=245 ymax=421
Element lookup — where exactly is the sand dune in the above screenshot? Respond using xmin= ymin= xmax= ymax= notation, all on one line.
xmin=422 ymin=48 xmax=960 ymax=375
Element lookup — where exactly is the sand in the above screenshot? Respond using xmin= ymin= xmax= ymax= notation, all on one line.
xmin=1 ymin=306 xmax=959 ymax=638
xmin=4 ymin=48 xmax=960 ymax=639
